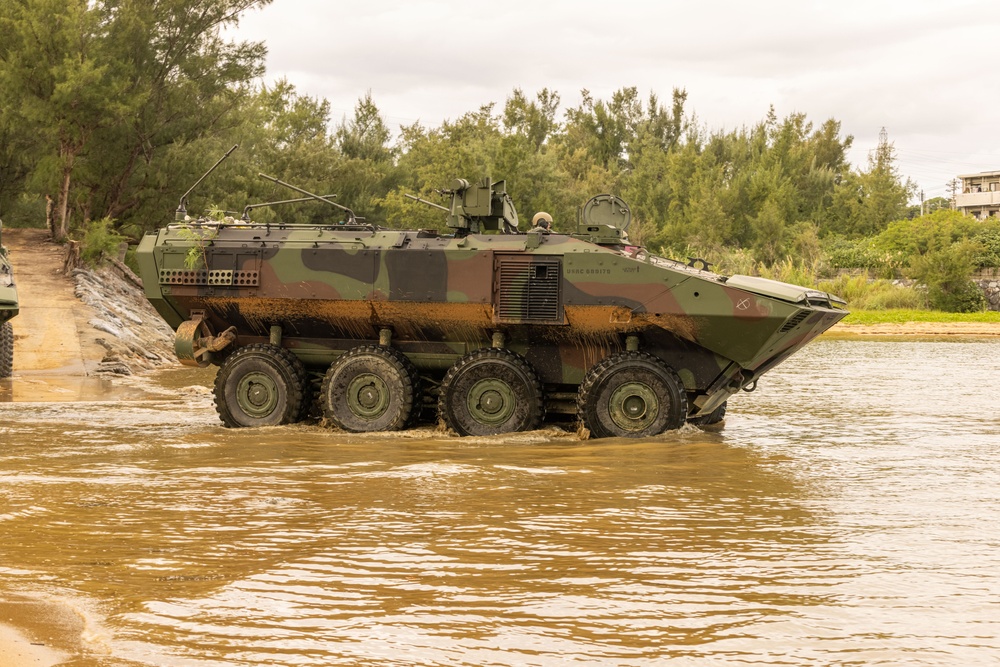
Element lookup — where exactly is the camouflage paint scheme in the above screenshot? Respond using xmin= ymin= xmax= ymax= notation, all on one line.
xmin=136 ymin=200 xmax=847 ymax=422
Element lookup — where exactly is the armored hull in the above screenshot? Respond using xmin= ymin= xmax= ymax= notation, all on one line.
xmin=137 ymin=209 xmax=847 ymax=437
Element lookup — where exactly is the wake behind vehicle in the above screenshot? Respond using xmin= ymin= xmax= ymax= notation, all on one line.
xmin=136 ymin=153 xmax=847 ymax=437
xmin=0 ymin=220 xmax=18 ymax=378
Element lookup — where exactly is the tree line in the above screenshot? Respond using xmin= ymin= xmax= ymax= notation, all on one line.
xmin=2 ymin=0 xmax=995 ymax=311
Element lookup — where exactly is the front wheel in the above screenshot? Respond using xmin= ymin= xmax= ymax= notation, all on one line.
xmin=0 ymin=321 xmax=12 ymax=378
xmin=689 ymin=401 xmax=727 ymax=427
xmin=578 ymin=351 xmax=688 ymax=439
xmin=214 ymin=343 xmax=309 ymax=428
xmin=439 ymin=348 xmax=543 ymax=436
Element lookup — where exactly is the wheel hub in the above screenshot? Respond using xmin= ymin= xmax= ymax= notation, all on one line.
xmin=479 ymin=389 xmax=504 ymax=414
xmin=622 ymin=394 xmax=647 ymax=419
xmin=608 ymin=381 xmax=659 ymax=433
xmin=468 ymin=378 xmax=516 ymax=426
xmin=237 ymin=371 xmax=280 ymax=418
xmin=347 ymin=373 xmax=390 ymax=419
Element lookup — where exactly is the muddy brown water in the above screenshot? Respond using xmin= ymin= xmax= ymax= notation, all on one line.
xmin=1 ymin=338 xmax=998 ymax=666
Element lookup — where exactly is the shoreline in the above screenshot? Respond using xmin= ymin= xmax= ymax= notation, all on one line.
xmin=827 ymin=321 xmax=1000 ymax=338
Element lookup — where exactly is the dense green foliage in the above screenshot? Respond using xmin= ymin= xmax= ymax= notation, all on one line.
xmin=0 ymin=0 xmax=268 ymax=239
xmin=822 ymin=211 xmax=998 ymax=312
xmin=0 ymin=0 xmax=992 ymax=313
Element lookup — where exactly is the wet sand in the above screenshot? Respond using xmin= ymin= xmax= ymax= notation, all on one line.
xmin=0 ymin=597 xmax=83 ymax=667
xmin=0 ymin=627 xmax=66 ymax=667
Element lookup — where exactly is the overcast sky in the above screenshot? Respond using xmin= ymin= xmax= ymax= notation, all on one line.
xmin=231 ymin=0 xmax=1000 ymax=204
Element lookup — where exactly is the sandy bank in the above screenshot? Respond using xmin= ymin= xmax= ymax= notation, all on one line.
xmin=0 ymin=626 xmax=66 ymax=667
xmin=3 ymin=228 xmax=105 ymax=374
xmin=2 ymin=228 xmax=174 ymax=377
xmin=828 ymin=321 xmax=1000 ymax=338
xmin=0 ymin=595 xmax=93 ymax=667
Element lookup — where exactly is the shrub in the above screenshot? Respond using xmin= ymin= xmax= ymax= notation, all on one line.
xmin=875 ymin=209 xmax=978 ymax=255
xmin=858 ymin=285 xmax=927 ymax=310
xmin=906 ymin=240 xmax=986 ymax=313
xmin=79 ymin=217 xmax=126 ymax=266
xmin=970 ymin=220 xmax=1000 ymax=268
xmin=823 ymin=236 xmax=903 ymax=278
xmin=927 ymin=280 xmax=987 ymax=313
xmin=660 ymin=242 xmax=936 ymax=312
xmin=758 ymin=258 xmax=817 ymax=287
xmin=825 ymin=236 xmax=879 ymax=269
xmin=816 ymin=273 xmax=926 ymax=310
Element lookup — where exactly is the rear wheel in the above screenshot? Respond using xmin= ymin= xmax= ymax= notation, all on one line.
xmin=578 ymin=351 xmax=688 ymax=439
xmin=320 ymin=345 xmax=419 ymax=432
xmin=0 ymin=321 xmax=12 ymax=378
xmin=439 ymin=348 xmax=543 ymax=436
xmin=214 ymin=343 xmax=308 ymax=428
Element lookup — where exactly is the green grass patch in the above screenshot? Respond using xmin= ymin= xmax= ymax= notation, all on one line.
xmin=842 ymin=309 xmax=1000 ymax=325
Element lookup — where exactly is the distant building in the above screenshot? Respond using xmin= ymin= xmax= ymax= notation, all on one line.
xmin=955 ymin=171 xmax=1000 ymax=219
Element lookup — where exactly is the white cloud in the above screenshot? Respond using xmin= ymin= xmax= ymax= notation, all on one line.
xmin=231 ymin=0 xmax=1000 ymax=201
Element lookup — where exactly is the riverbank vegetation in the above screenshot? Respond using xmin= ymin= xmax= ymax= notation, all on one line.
xmin=1 ymin=0 xmax=996 ymax=313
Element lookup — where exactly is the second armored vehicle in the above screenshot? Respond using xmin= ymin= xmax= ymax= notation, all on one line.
xmin=137 ymin=169 xmax=847 ymax=438
xmin=0 ymin=220 xmax=18 ymax=379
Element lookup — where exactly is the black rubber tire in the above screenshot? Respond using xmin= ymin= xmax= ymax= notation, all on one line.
xmin=689 ymin=401 xmax=727 ymax=427
xmin=0 ymin=321 xmax=12 ymax=379
xmin=320 ymin=345 xmax=419 ymax=432
xmin=439 ymin=348 xmax=543 ymax=436
xmin=578 ymin=350 xmax=688 ymax=439
xmin=214 ymin=343 xmax=309 ymax=428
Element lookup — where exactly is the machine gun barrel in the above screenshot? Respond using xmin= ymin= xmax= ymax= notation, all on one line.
xmin=258 ymin=174 xmax=357 ymax=223
xmin=404 ymin=193 xmax=449 ymax=211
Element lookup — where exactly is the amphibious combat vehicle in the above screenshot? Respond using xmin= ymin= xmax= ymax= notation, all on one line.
xmin=0 ymin=220 xmax=18 ymax=378
xmin=136 ymin=159 xmax=847 ymax=437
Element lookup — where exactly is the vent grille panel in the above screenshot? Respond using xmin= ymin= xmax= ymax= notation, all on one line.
xmin=779 ymin=310 xmax=809 ymax=333
xmin=495 ymin=257 xmax=562 ymax=322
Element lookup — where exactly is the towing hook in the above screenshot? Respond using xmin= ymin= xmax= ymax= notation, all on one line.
xmin=742 ymin=379 xmax=758 ymax=393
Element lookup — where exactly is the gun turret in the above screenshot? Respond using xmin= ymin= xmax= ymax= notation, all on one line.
xmin=407 ymin=177 xmax=520 ymax=236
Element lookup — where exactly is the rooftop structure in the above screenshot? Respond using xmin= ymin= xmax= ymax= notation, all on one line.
xmin=955 ymin=171 xmax=1000 ymax=219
